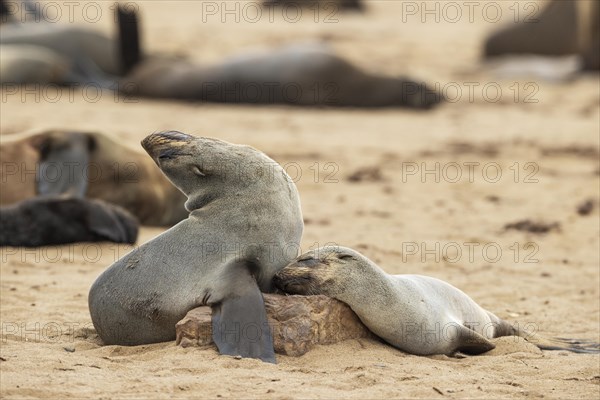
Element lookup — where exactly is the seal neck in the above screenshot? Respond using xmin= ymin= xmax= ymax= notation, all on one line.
xmin=335 ymin=259 xmax=397 ymax=315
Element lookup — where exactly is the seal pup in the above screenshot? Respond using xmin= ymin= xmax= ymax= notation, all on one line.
xmin=88 ymin=131 xmax=304 ymax=363
xmin=274 ymin=246 xmax=600 ymax=355
xmin=122 ymin=43 xmax=442 ymax=109
xmin=0 ymin=130 xmax=188 ymax=226
xmin=0 ymin=195 xmax=138 ymax=247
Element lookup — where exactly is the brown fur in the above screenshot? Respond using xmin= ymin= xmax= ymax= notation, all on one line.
xmin=0 ymin=130 xmax=187 ymax=226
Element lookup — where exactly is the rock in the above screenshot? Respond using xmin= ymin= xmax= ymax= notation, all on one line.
xmin=175 ymin=294 xmax=373 ymax=356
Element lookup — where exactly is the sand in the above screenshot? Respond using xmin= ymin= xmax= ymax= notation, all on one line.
xmin=1 ymin=1 xmax=599 ymax=398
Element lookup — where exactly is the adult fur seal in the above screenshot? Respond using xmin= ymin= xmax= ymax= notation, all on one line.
xmin=88 ymin=131 xmax=304 ymax=363
xmin=263 ymin=0 xmax=364 ymax=12
xmin=0 ymin=195 xmax=138 ymax=247
xmin=484 ymin=0 xmax=599 ymax=70
xmin=274 ymin=246 xmax=600 ymax=355
xmin=0 ymin=130 xmax=188 ymax=226
xmin=0 ymin=3 xmax=140 ymax=84
xmin=122 ymin=43 xmax=442 ymax=109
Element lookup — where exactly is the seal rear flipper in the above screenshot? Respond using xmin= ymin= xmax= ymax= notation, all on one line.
xmin=116 ymin=3 xmax=141 ymax=75
xmin=523 ymin=334 xmax=600 ymax=354
xmin=87 ymin=199 xmax=139 ymax=244
xmin=210 ymin=262 xmax=276 ymax=363
xmin=453 ymin=326 xmax=496 ymax=355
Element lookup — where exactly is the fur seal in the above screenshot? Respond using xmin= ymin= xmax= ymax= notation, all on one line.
xmin=88 ymin=131 xmax=304 ymax=363
xmin=484 ymin=0 xmax=599 ymax=71
xmin=0 ymin=4 xmax=140 ymax=85
xmin=122 ymin=43 xmax=442 ymax=109
xmin=0 ymin=130 xmax=188 ymax=226
xmin=0 ymin=195 xmax=138 ymax=247
xmin=274 ymin=246 xmax=600 ymax=355
xmin=263 ymin=0 xmax=364 ymax=12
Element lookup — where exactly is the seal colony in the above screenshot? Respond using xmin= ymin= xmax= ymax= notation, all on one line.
xmin=89 ymin=131 xmax=304 ymax=363
xmin=275 ymin=246 xmax=600 ymax=356
xmin=1 ymin=2 xmax=440 ymax=108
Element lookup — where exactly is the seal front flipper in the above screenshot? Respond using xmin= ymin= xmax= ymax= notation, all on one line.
xmin=210 ymin=261 xmax=276 ymax=363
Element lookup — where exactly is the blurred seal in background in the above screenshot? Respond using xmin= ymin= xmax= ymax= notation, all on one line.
xmin=0 ymin=195 xmax=138 ymax=247
xmin=0 ymin=2 xmax=140 ymax=85
xmin=123 ymin=43 xmax=442 ymax=109
xmin=484 ymin=0 xmax=599 ymax=71
xmin=0 ymin=130 xmax=188 ymax=226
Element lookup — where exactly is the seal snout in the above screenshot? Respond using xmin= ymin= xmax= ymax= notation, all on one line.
xmin=141 ymin=131 xmax=193 ymax=159
xmin=273 ymin=265 xmax=316 ymax=295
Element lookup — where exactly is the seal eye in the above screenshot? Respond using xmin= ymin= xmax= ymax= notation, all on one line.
xmin=297 ymin=257 xmax=320 ymax=268
xmin=158 ymin=148 xmax=177 ymax=160
xmin=191 ymin=165 xmax=206 ymax=177
xmin=338 ymin=254 xmax=353 ymax=260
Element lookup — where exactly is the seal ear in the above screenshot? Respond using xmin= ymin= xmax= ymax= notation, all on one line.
xmin=210 ymin=261 xmax=276 ymax=363
xmin=36 ymin=132 xmax=91 ymax=198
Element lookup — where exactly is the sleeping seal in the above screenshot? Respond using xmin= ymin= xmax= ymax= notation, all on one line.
xmin=263 ymin=0 xmax=364 ymax=12
xmin=274 ymin=246 xmax=600 ymax=355
xmin=88 ymin=131 xmax=304 ymax=363
xmin=122 ymin=43 xmax=442 ymax=109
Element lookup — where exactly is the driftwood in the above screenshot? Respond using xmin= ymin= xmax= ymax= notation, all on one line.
xmin=176 ymin=294 xmax=373 ymax=356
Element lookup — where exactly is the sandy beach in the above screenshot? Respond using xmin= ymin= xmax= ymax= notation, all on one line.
xmin=1 ymin=1 xmax=599 ymax=398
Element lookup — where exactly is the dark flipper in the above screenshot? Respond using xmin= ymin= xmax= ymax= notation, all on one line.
xmin=454 ymin=325 xmax=496 ymax=355
xmin=495 ymin=319 xmax=600 ymax=354
xmin=87 ymin=199 xmax=139 ymax=244
xmin=116 ymin=3 xmax=141 ymax=75
xmin=34 ymin=132 xmax=92 ymax=198
xmin=211 ymin=261 xmax=276 ymax=363
xmin=535 ymin=337 xmax=600 ymax=354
